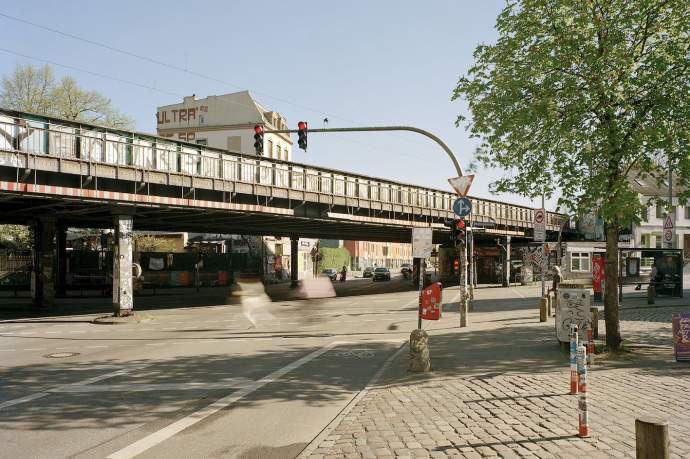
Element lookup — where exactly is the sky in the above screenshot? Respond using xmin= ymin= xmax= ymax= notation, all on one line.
xmin=0 ymin=0 xmax=556 ymax=210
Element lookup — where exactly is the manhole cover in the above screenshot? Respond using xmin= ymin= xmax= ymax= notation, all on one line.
xmin=44 ymin=352 xmax=80 ymax=358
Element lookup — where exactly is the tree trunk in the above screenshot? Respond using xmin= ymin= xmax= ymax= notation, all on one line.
xmin=604 ymin=225 xmax=622 ymax=350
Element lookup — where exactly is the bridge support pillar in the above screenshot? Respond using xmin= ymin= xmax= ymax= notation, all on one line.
xmin=290 ymin=236 xmax=299 ymax=287
xmin=32 ymin=218 xmax=56 ymax=307
xmin=112 ymin=214 xmax=134 ymax=316
xmin=56 ymin=223 xmax=68 ymax=297
xmin=502 ymin=235 xmax=511 ymax=287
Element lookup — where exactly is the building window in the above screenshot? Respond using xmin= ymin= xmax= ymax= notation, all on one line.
xmin=656 ymin=203 xmax=663 ymax=219
xmin=267 ymin=140 xmax=273 ymax=158
xmin=640 ymin=234 xmax=651 ymax=248
xmin=570 ymin=252 xmax=591 ymax=272
xmin=685 ymin=206 xmax=690 ymax=219
xmin=641 ymin=206 xmax=648 ymax=222
xmin=655 ymin=232 xmax=662 ymax=248
xmin=195 ymin=139 xmax=207 ymax=146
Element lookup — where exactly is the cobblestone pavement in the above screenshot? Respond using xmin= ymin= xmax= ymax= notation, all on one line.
xmin=301 ymin=287 xmax=690 ymax=459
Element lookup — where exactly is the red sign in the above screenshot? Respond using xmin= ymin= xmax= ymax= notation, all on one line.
xmin=421 ymin=282 xmax=443 ymax=321
xmin=592 ymin=254 xmax=605 ymax=293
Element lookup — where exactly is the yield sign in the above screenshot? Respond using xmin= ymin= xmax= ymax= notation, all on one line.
xmin=664 ymin=214 xmax=674 ymax=229
xmin=448 ymin=175 xmax=475 ymax=197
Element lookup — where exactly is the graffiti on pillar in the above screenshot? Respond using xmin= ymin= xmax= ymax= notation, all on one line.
xmin=556 ymin=289 xmax=592 ymax=342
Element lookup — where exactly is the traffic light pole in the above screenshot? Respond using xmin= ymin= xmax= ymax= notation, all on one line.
xmin=264 ymin=125 xmax=471 ymax=324
xmin=262 ymin=126 xmax=465 ymax=177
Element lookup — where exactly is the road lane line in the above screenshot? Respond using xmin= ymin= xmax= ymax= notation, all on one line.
xmin=0 ymin=364 xmax=150 ymax=410
xmin=106 ymin=341 xmax=346 ymax=459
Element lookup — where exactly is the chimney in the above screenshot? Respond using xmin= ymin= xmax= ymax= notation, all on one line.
xmin=183 ymin=94 xmax=196 ymax=104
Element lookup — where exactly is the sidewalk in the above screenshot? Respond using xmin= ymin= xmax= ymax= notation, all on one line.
xmin=302 ymin=291 xmax=690 ymax=459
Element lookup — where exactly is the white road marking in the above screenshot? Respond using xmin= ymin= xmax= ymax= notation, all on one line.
xmin=22 ymin=348 xmax=46 ymax=351
xmin=509 ymin=288 xmax=526 ymax=299
xmin=0 ymin=348 xmax=16 ymax=352
xmin=55 ymin=378 xmax=254 ymax=393
xmin=106 ymin=341 xmax=345 ymax=459
xmin=0 ymin=364 xmax=150 ymax=411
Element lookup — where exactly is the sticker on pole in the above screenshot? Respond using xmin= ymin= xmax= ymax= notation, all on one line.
xmin=664 ymin=229 xmax=673 ymax=243
xmin=453 ymin=197 xmax=472 ymax=218
xmin=412 ymin=227 xmax=433 ymax=258
xmin=448 ymin=175 xmax=474 ymax=197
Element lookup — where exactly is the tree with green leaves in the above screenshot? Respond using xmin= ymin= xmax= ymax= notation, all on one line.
xmin=1 ymin=64 xmax=134 ymax=129
xmin=454 ymin=0 xmax=689 ymax=350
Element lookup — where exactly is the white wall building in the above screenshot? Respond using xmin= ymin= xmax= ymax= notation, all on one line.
xmin=156 ymin=91 xmax=292 ymax=160
xmin=634 ymin=197 xmax=690 ymax=258
xmin=156 ymin=91 xmax=316 ymax=279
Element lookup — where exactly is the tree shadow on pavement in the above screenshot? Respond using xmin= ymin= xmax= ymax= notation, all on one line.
xmin=0 ymin=340 xmax=403 ymax=432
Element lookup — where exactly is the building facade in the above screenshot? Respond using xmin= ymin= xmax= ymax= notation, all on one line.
xmin=635 ymin=197 xmax=690 ymax=259
xmin=156 ymin=91 xmax=293 ymax=160
xmin=344 ymin=240 xmax=412 ymax=270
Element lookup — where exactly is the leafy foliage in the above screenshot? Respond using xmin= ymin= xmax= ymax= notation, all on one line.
xmin=1 ymin=64 xmax=134 ymax=129
xmin=318 ymin=247 xmax=351 ymax=272
xmin=453 ymin=0 xmax=689 ymax=224
xmin=0 ymin=225 xmax=32 ymax=249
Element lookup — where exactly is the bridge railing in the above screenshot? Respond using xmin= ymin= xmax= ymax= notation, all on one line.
xmin=0 ymin=111 xmax=563 ymax=229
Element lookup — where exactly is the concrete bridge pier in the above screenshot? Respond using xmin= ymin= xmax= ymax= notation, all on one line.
xmin=32 ymin=218 xmax=56 ymax=307
xmin=56 ymin=224 xmax=68 ymax=297
xmin=502 ymin=235 xmax=511 ymax=287
xmin=112 ymin=214 xmax=134 ymax=316
xmin=290 ymin=236 xmax=299 ymax=287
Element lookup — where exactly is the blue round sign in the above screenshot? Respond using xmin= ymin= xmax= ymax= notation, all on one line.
xmin=453 ymin=197 xmax=472 ymax=217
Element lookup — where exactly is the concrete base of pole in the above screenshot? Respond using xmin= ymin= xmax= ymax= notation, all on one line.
xmin=408 ymin=329 xmax=431 ymax=372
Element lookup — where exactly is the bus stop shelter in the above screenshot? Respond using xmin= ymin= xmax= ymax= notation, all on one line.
xmin=619 ymin=248 xmax=684 ymax=301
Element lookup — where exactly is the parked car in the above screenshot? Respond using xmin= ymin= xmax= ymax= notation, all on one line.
xmin=320 ymin=268 xmax=337 ymax=281
xmin=400 ymin=263 xmax=412 ymax=274
xmin=362 ymin=267 xmax=374 ymax=278
xmin=372 ymin=267 xmax=391 ymax=282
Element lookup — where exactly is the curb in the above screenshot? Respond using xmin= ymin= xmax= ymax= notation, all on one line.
xmin=93 ymin=313 xmax=154 ymax=325
xmin=296 ymin=340 xmax=408 ymax=459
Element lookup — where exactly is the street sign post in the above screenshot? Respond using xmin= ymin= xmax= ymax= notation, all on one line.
xmin=664 ymin=214 xmax=674 ymax=244
xmin=453 ymin=197 xmax=472 ymax=218
xmin=534 ymin=208 xmax=546 ymax=242
xmin=412 ymin=227 xmax=433 ymax=329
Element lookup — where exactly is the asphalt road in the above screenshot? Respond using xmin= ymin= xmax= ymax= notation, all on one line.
xmin=0 ymin=275 xmax=459 ymax=459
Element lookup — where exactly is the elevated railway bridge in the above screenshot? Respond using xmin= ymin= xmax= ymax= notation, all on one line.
xmin=0 ymin=109 xmax=566 ymax=313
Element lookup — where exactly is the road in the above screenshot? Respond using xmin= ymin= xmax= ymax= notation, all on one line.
xmin=0 ymin=275 xmax=458 ymax=459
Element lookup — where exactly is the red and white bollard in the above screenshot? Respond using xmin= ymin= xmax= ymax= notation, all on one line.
xmin=577 ymin=344 xmax=590 ymax=437
xmin=586 ymin=326 xmax=595 ymax=366
xmin=569 ymin=323 xmax=579 ymax=395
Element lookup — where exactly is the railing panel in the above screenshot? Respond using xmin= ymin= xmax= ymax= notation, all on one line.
xmin=275 ymin=163 xmax=289 ymax=188
xmin=358 ymin=179 xmax=369 ymax=199
xmin=333 ymin=174 xmax=345 ymax=195
xmin=49 ymin=125 xmax=77 ymax=159
xmin=155 ymin=142 xmax=178 ymax=172
xmin=222 ymin=157 xmax=239 ymax=181
xmin=305 ymin=169 xmax=319 ymax=192
xmin=19 ymin=121 xmax=48 ymax=154
xmin=0 ymin=117 xmax=15 ymax=151
xmin=81 ymin=131 xmax=104 ymax=162
xmin=345 ymin=178 xmax=356 ymax=197
xmin=291 ymin=166 xmax=304 ymax=189
xmin=200 ymin=151 xmax=220 ymax=178
xmin=259 ymin=161 xmax=273 ymax=185
xmin=320 ymin=172 xmax=332 ymax=194
xmin=240 ymin=158 xmax=256 ymax=183
xmin=132 ymin=139 xmax=154 ymax=169
xmin=370 ymin=182 xmax=379 ymax=201
xmin=380 ymin=184 xmax=390 ymax=203
xmin=105 ymin=133 xmax=129 ymax=165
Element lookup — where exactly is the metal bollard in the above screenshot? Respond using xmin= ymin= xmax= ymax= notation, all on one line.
xmin=570 ymin=324 xmax=579 ymax=395
xmin=577 ymin=345 xmax=589 ymax=437
xmin=546 ymin=294 xmax=552 ymax=317
xmin=590 ymin=307 xmax=599 ymax=339
xmin=586 ymin=326 xmax=595 ymax=366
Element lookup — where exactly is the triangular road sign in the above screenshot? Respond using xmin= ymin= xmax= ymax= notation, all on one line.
xmin=664 ymin=214 xmax=674 ymax=229
xmin=448 ymin=175 xmax=474 ymax=197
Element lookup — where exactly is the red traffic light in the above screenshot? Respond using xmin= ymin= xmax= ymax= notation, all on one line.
xmin=297 ymin=121 xmax=307 ymax=130
xmin=254 ymin=125 xmax=263 ymax=135
xmin=455 ymin=220 xmax=466 ymax=230
xmin=453 ymin=260 xmax=459 ymax=268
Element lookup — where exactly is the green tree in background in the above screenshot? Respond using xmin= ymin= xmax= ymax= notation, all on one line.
xmin=0 ymin=225 xmax=32 ymax=249
xmin=1 ymin=64 xmax=134 ymax=129
xmin=318 ymin=247 xmax=351 ymax=272
xmin=453 ymin=0 xmax=689 ymax=351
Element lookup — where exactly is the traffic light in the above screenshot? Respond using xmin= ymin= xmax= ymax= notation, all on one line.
xmin=455 ymin=219 xmax=467 ymax=246
xmin=453 ymin=259 xmax=460 ymax=276
xmin=253 ymin=125 xmax=264 ymax=155
xmin=297 ymin=121 xmax=307 ymax=151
